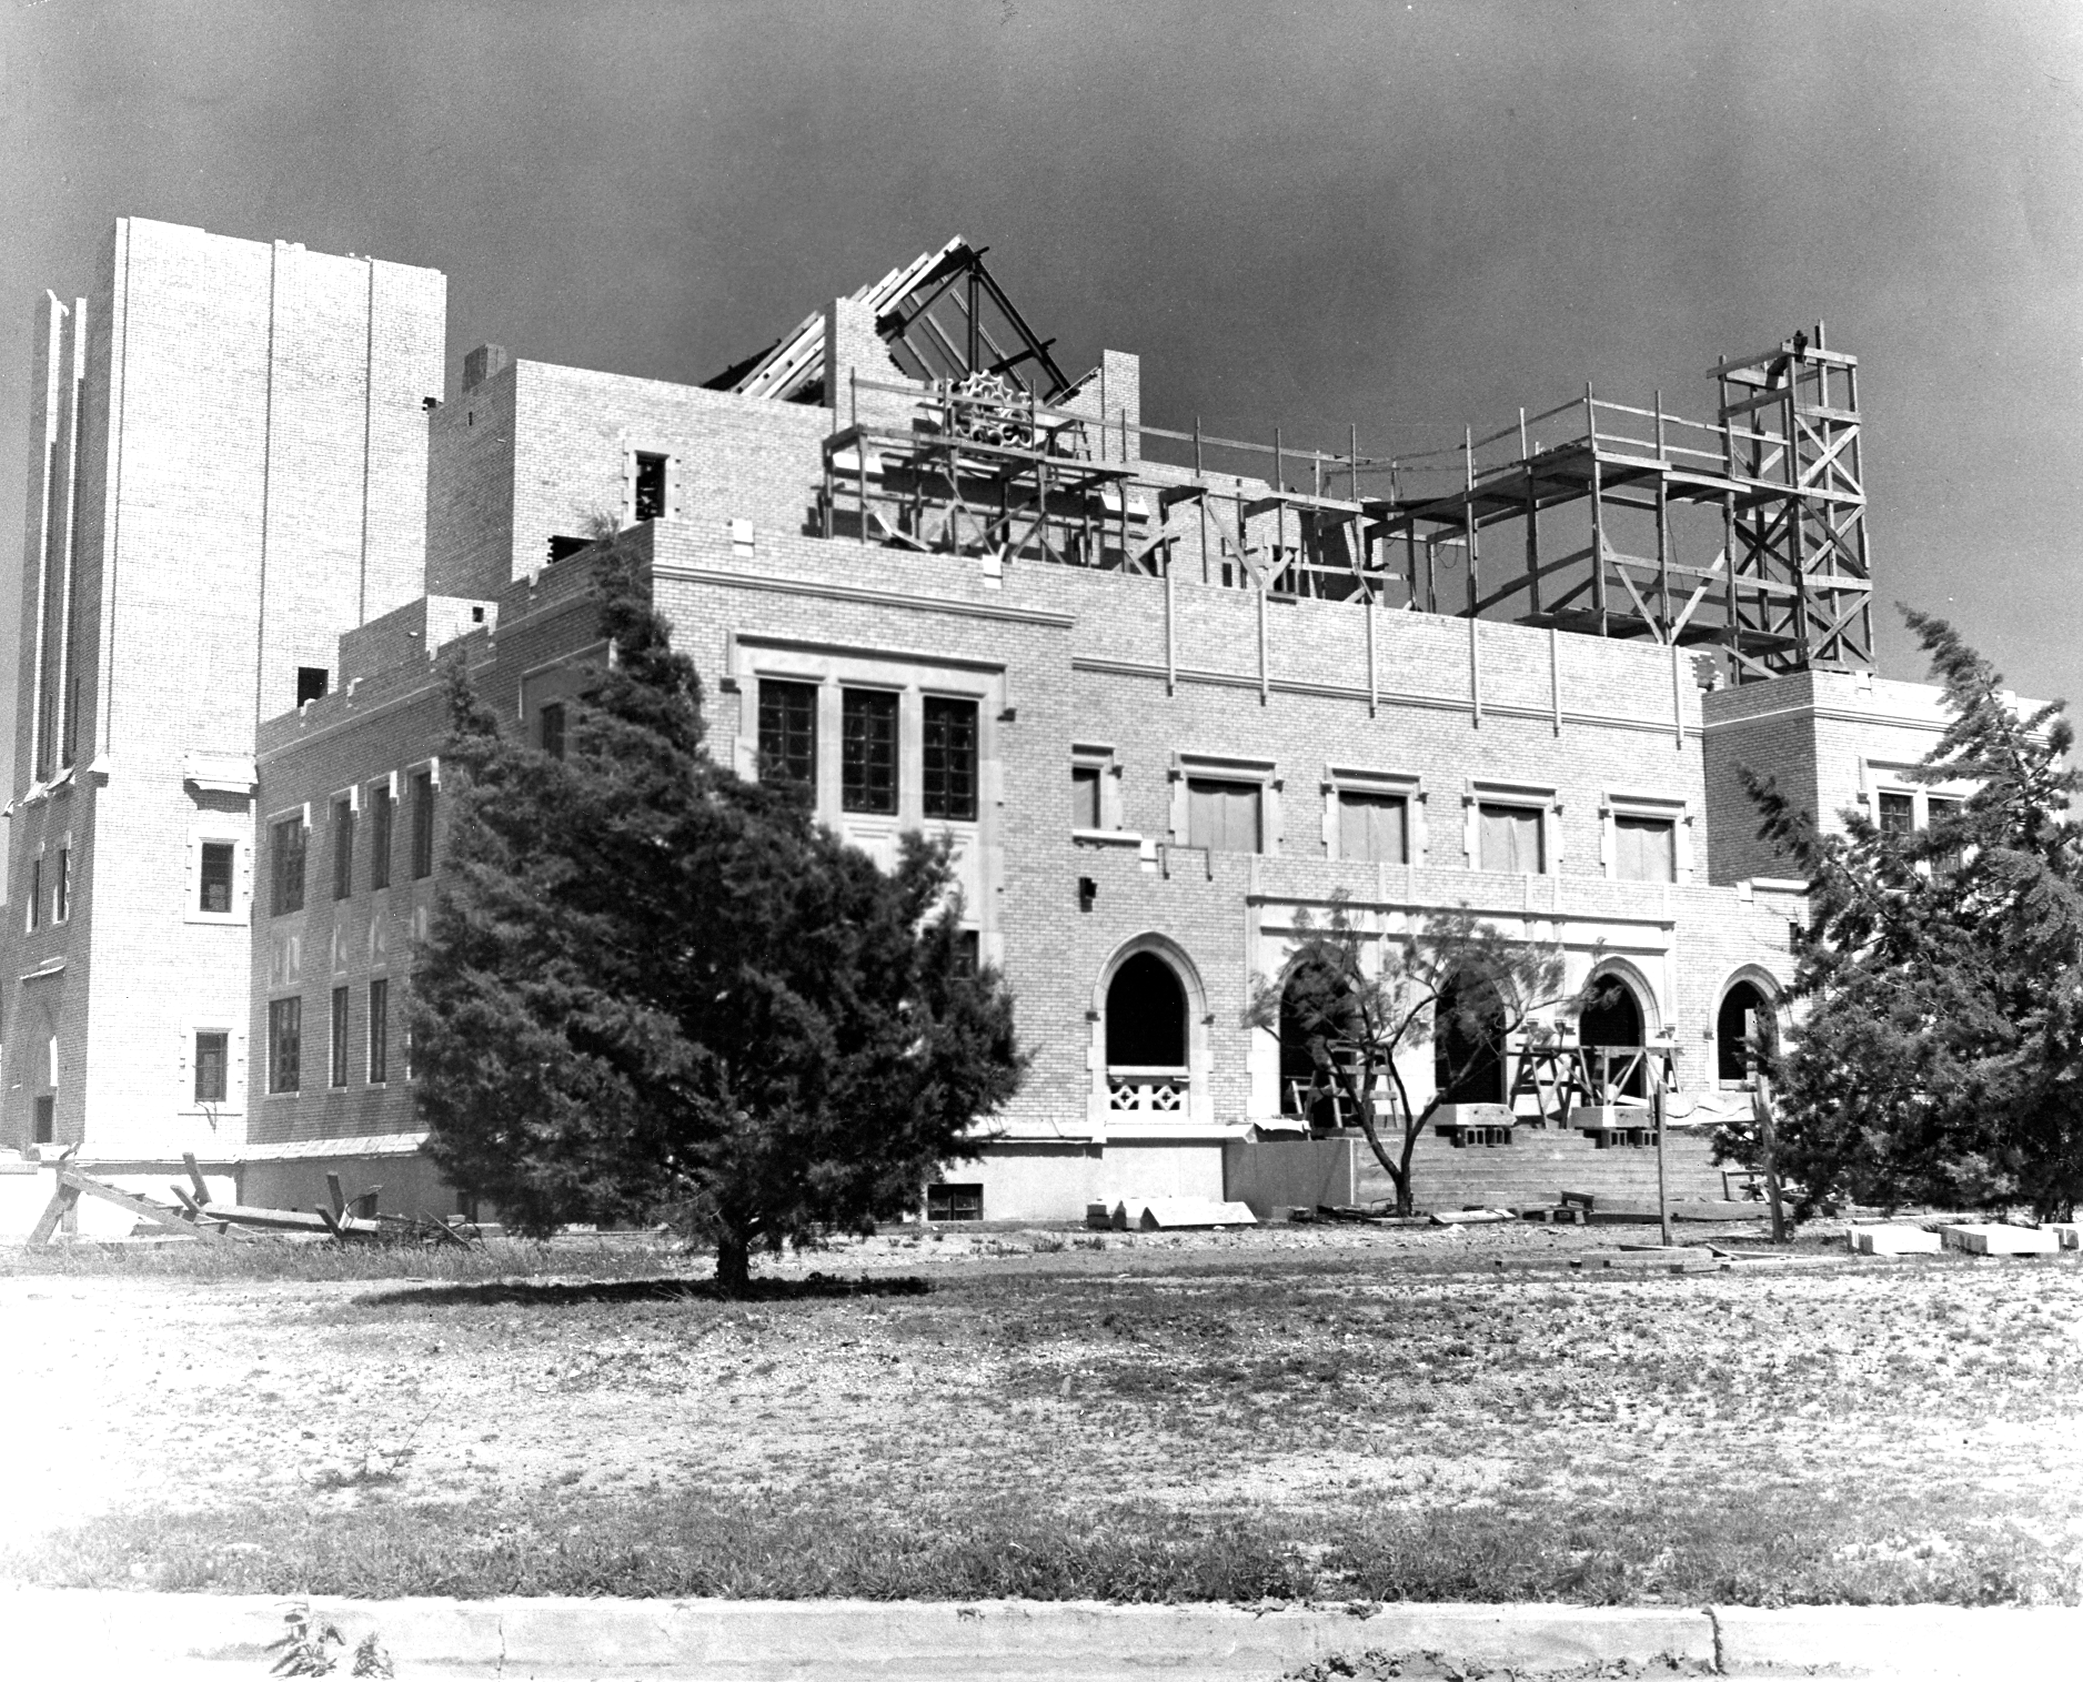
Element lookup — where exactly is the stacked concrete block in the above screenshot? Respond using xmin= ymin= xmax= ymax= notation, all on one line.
xmin=1940 ymin=1223 xmax=2063 ymax=1256
xmin=1848 ymin=1223 xmax=1943 ymax=1255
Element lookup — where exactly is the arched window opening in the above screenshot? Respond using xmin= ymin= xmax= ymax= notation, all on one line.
xmin=1579 ymin=975 xmax=1647 ymax=1099
xmin=1105 ymin=949 xmax=1190 ymax=1117
xmin=1279 ymin=955 xmax=1359 ymax=1127
xmin=1434 ymin=969 xmax=1506 ymax=1106
xmin=1106 ymin=952 xmax=1187 ymax=1069
xmin=1716 ymin=980 xmax=1778 ymax=1086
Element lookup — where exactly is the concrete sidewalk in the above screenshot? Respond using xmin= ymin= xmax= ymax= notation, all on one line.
xmin=5 ymin=1589 xmax=2078 ymax=1679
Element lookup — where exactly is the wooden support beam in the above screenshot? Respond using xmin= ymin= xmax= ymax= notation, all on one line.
xmin=54 ymin=1168 xmax=233 ymax=1245
xmin=27 ymin=1180 xmax=80 ymax=1247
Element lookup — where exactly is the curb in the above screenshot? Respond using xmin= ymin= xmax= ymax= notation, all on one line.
xmin=4 ymin=1589 xmax=2078 ymax=1678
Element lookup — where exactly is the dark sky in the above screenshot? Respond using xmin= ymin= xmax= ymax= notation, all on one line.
xmin=4 ymin=0 xmax=2080 ymax=801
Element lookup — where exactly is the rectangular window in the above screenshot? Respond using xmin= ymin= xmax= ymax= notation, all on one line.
xmin=1613 ymin=814 xmax=1676 ymax=883
xmin=757 ymin=679 xmax=818 ymax=789
xmin=922 ymin=697 xmax=979 ymax=822
xmin=332 ymin=798 xmax=355 ymax=901
xmin=841 ymin=689 xmax=898 ymax=814
xmin=634 ymin=452 xmax=668 ymax=522
xmin=1478 ymin=803 xmax=1544 ymax=873
xmin=194 ymin=1032 xmax=228 ymax=1106
xmin=27 ymin=858 xmax=40 ymax=932
xmin=1338 ymin=792 xmax=1408 ymax=864
xmin=268 ymin=996 xmax=302 ymax=1094
xmin=1877 ymin=791 xmax=1915 ymax=837
xmin=403 ymin=1022 xmax=415 ymax=1083
xmin=33 ymin=1095 xmax=53 ymax=1145
xmin=271 ymin=815 xmax=307 ymax=915
xmin=1072 ymin=764 xmax=1102 ymax=828
xmin=1187 ymin=778 xmax=1262 ymax=853
xmin=927 ymin=1182 xmax=984 ymax=1222
xmin=368 ymin=979 xmax=389 ymax=1084
xmin=296 ymin=666 xmax=329 ymax=706
xmin=330 ymin=987 xmax=349 ymax=1088
xmin=411 ymin=770 xmax=436 ymax=878
xmin=53 ymin=847 xmax=69 ymax=922
xmin=368 ymin=784 xmax=392 ymax=890
xmin=539 ymin=702 xmax=566 ymax=761
xmin=200 ymin=841 xmax=235 ymax=913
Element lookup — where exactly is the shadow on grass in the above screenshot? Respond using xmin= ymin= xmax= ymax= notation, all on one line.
xmin=12 ymin=1484 xmax=2076 ymax=1606
xmin=352 ymin=1270 xmax=933 ymax=1310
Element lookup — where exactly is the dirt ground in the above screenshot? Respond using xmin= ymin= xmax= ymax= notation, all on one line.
xmin=3 ymin=1219 xmax=2080 ymax=1600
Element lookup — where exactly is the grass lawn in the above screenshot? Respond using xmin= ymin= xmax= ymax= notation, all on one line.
xmin=2 ymin=1224 xmax=2078 ymax=1605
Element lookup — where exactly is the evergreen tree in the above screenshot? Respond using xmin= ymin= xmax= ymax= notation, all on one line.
xmin=1244 ymin=896 xmax=1573 ymax=1215
xmin=1736 ymin=609 xmax=2083 ymax=1220
xmin=410 ymin=539 xmax=1026 ymax=1288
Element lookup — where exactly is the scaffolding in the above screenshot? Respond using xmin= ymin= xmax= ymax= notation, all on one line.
xmin=817 ymin=322 xmax=1871 ymax=683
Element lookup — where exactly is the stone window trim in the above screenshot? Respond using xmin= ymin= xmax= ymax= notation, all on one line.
xmin=722 ymin=635 xmax=1003 ymax=831
xmin=1321 ymin=764 xmax=1425 ymax=863
xmin=1087 ymin=932 xmax=1218 ymax=1134
xmin=1071 ymin=740 xmax=1125 ymax=835
xmin=1597 ymin=788 xmax=1693 ymax=882
xmin=622 ymin=441 xmax=684 ymax=527
xmin=1463 ymin=777 xmax=1562 ymax=873
xmin=177 ymin=1017 xmax=245 ymax=1118
xmin=184 ymin=828 xmax=252 ymax=927
xmin=1167 ymin=751 xmax=1282 ymax=854
xmin=1856 ymin=759 xmax=1973 ymax=832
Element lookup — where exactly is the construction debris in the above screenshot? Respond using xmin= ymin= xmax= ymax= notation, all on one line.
xmin=23 ymin=1152 xmax=477 ymax=1248
xmin=1109 ymin=1197 xmax=1258 ymax=1231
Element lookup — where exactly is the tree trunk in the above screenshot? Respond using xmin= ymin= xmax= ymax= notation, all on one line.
xmin=1753 ymin=1076 xmax=1788 ymax=1244
xmin=714 ymin=1235 xmax=752 ymax=1295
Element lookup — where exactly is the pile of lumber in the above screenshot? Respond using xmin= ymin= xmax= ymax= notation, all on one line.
xmin=26 ymin=1152 xmax=477 ymax=1248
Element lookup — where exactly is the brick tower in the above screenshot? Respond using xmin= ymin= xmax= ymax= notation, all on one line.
xmin=5 ymin=218 xmax=445 ymax=1160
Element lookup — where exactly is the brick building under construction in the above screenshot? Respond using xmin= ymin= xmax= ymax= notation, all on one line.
xmin=4 ymin=218 xmax=1980 ymax=1225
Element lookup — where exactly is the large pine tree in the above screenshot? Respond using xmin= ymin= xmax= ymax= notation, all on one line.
xmin=1740 ymin=609 xmax=2083 ymax=1220
xmin=411 ymin=540 xmax=1025 ymax=1288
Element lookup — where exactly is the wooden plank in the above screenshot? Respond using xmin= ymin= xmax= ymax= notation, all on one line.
xmin=326 ymin=1173 xmax=347 ymax=1218
xmin=27 ymin=1181 xmax=80 ymax=1246
xmin=57 ymin=1169 xmax=232 ymax=1245
xmin=182 ymin=1153 xmax=211 ymax=1205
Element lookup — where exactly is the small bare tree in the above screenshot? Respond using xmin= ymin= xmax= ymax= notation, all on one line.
xmin=1245 ymin=894 xmax=1577 ymax=1216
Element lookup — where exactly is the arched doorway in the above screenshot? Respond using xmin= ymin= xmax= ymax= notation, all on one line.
xmin=1716 ymin=979 xmax=1778 ymax=1086
xmin=1434 ymin=968 xmax=1506 ymax=1106
xmin=1579 ymin=973 xmax=1647 ymax=1099
xmin=1105 ymin=950 xmax=1189 ymax=1114
xmin=1279 ymin=954 xmax=1359 ymax=1128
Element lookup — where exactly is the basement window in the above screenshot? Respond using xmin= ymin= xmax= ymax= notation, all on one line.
xmin=927 ymin=1183 xmax=984 ymax=1223
xmin=634 ymin=453 xmax=668 ymax=523
xmin=297 ymin=667 xmax=329 ymax=707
